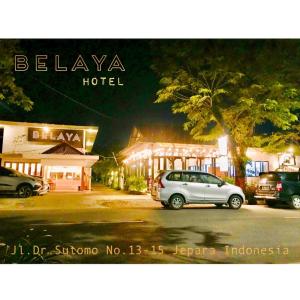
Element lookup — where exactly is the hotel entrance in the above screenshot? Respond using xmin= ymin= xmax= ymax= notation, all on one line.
xmin=46 ymin=165 xmax=82 ymax=191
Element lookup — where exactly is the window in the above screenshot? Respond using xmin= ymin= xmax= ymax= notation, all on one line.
xmin=182 ymin=172 xmax=202 ymax=183
xmin=199 ymin=174 xmax=222 ymax=185
xmin=246 ymin=161 xmax=269 ymax=177
xmin=24 ymin=163 xmax=29 ymax=175
xmin=167 ymin=172 xmax=182 ymax=181
xmin=50 ymin=172 xmax=64 ymax=180
xmin=36 ymin=163 xmax=41 ymax=175
xmin=3 ymin=162 xmax=42 ymax=176
xmin=0 ymin=167 xmax=13 ymax=176
xmin=66 ymin=172 xmax=80 ymax=180
xmin=4 ymin=162 xmax=11 ymax=168
xmin=255 ymin=161 xmax=269 ymax=176
xmin=18 ymin=163 xmax=24 ymax=173
xmin=30 ymin=163 xmax=36 ymax=175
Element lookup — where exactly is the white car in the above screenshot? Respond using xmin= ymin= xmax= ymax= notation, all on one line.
xmin=151 ymin=170 xmax=245 ymax=209
xmin=0 ymin=167 xmax=49 ymax=198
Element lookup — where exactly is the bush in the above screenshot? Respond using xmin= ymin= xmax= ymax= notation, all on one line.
xmin=223 ymin=176 xmax=235 ymax=184
xmin=244 ymin=184 xmax=257 ymax=204
xmin=126 ymin=176 xmax=147 ymax=193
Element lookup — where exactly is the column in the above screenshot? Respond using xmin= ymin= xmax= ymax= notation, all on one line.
xmin=211 ymin=158 xmax=216 ymax=175
xmin=80 ymin=166 xmax=85 ymax=191
xmin=163 ymin=157 xmax=167 ymax=170
xmin=151 ymin=155 xmax=154 ymax=181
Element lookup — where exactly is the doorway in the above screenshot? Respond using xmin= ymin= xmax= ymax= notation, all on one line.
xmin=0 ymin=128 xmax=3 ymax=153
xmin=0 ymin=128 xmax=3 ymax=165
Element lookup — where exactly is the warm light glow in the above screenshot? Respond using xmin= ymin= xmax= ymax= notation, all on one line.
xmin=288 ymin=146 xmax=294 ymax=153
xmin=218 ymin=135 xmax=228 ymax=156
xmin=219 ymin=156 xmax=229 ymax=172
xmin=43 ymin=126 xmax=50 ymax=133
xmin=87 ymin=128 xmax=97 ymax=133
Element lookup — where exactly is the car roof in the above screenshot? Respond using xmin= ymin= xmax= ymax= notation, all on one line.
xmin=164 ymin=170 xmax=216 ymax=176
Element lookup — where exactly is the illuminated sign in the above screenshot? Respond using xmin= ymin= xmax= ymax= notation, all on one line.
xmin=28 ymin=128 xmax=84 ymax=148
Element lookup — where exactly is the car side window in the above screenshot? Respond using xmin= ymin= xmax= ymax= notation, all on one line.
xmin=167 ymin=172 xmax=182 ymax=181
xmin=183 ymin=172 xmax=202 ymax=183
xmin=0 ymin=168 xmax=13 ymax=176
xmin=283 ymin=173 xmax=299 ymax=182
xmin=199 ymin=174 xmax=222 ymax=184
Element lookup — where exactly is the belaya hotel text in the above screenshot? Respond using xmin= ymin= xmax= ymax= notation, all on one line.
xmin=14 ymin=54 xmax=125 ymax=87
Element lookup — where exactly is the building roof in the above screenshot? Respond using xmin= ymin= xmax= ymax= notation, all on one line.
xmin=42 ymin=142 xmax=84 ymax=155
xmin=127 ymin=125 xmax=203 ymax=147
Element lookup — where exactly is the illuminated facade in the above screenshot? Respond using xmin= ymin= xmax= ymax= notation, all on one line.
xmin=0 ymin=121 xmax=99 ymax=191
xmin=119 ymin=127 xmax=300 ymax=187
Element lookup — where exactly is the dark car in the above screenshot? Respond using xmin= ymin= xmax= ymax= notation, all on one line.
xmin=254 ymin=171 xmax=300 ymax=209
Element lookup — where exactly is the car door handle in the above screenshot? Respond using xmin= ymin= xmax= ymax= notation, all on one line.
xmin=182 ymin=183 xmax=188 ymax=186
xmin=206 ymin=185 xmax=210 ymax=187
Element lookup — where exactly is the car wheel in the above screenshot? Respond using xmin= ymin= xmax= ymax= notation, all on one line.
xmin=289 ymin=195 xmax=300 ymax=209
xmin=17 ymin=185 xmax=33 ymax=198
xmin=266 ymin=200 xmax=276 ymax=207
xmin=161 ymin=201 xmax=169 ymax=208
xmin=228 ymin=195 xmax=242 ymax=209
xmin=169 ymin=194 xmax=184 ymax=210
xmin=215 ymin=204 xmax=223 ymax=208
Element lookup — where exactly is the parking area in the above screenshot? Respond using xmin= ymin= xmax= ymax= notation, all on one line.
xmin=1 ymin=184 xmax=300 ymax=263
xmin=0 ymin=184 xmax=157 ymax=211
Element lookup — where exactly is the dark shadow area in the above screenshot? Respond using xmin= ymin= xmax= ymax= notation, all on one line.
xmin=0 ymin=195 xmax=21 ymax=199
xmin=0 ymin=215 xmax=232 ymax=264
xmin=264 ymin=203 xmax=295 ymax=210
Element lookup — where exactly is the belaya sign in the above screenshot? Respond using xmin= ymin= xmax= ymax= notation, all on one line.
xmin=28 ymin=128 xmax=84 ymax=147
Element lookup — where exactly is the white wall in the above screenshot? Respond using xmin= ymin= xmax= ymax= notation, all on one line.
xmin=246 ymin=148 xmax=280 ymax=171
xmin=1 ymin=124 xmax=85 ymax=154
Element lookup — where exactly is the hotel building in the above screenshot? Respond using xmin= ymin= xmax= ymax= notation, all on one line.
xmin=119 ymin=126 xmax=300 ymax=188
xmin=0 ymin=120 xmax=99 ymax=191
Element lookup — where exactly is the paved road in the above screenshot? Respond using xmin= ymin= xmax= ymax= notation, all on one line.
xmin=0 ymin=193 xmax=299 ymax=263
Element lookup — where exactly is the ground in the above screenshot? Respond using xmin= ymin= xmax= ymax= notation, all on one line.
xmin=0 ymin=184 xmax=299 ymax=264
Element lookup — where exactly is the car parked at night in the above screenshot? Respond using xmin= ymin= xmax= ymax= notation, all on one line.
xmin=151 ymin=170 xmax=245 ymax=209
xmin=0 ymin=166 xmax=49 ymax=198
xmin=254 ymin=171 xmax=300 ymax=209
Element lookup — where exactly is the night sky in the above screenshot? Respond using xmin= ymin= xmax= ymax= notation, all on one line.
xmin=0 ymin=40 xmax=183 ymax=155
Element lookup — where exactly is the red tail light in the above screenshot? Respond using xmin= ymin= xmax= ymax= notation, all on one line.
xmin=158 ymin=179 xmax=165 ymax=188
xmin=276 ymin=181 xmax=283 ymax=192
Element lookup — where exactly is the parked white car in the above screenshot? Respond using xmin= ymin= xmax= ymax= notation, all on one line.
xmin=0 ymin=167 xmax=49 ymax=198
xmin=151 ymin=170 xmax=245 ymax=210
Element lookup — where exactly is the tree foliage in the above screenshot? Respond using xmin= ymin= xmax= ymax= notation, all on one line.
xmin=152 ymin=40 xmax=300 ymax=185
xmin=0 ymin=40 xmax=33 ymax=111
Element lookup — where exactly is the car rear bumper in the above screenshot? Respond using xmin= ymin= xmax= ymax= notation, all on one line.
xmin=254 ymin=195 xmax=279 ymax=200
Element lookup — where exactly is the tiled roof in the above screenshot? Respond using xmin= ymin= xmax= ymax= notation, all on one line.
xmin=42 ymin=142 xmax=84 ymax=155
xmin=128 ymin=125 xmax=205 ymax=147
